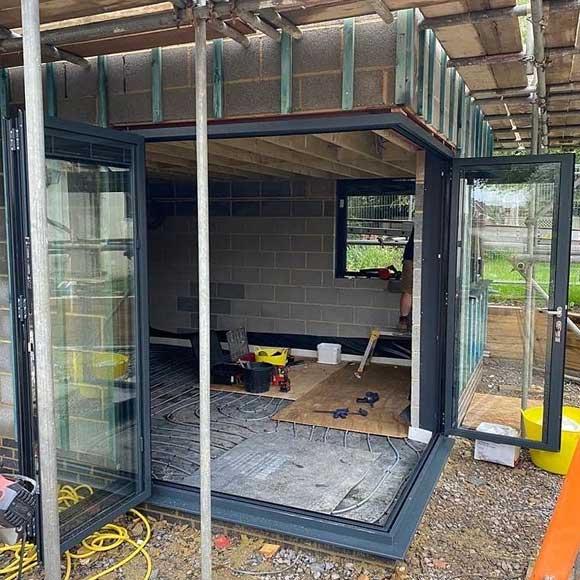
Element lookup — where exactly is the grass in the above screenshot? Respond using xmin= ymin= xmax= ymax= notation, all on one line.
xmin=484 ymin=252 xmax=580 ymax=308
xmin=347 ymin=246 xmax=580 ymax=309
xmin=346 ymin=245 xmax=404 ymax=272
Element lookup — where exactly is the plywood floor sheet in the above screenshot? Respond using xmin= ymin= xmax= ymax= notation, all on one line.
xmin=273 ymin=363 xmax=411 ymax=438
xmin=211 ymin=359 xmax=348 ymax=401
xmin=462 ymin=393 xmax=542 ymax=432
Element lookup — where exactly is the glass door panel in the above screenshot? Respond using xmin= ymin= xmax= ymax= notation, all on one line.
xmin=8 ymin=120 xmax=150 ymax=549
xmin=449 ymin=156 xmax=574 ymax=450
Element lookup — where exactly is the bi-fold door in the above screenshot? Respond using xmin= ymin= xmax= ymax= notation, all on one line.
xmin=2 ymin=114 xmax=150 ymax=550
xmin=445 ymin=154 xmax=575 ymax=451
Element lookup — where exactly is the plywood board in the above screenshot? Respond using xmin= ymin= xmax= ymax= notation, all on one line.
xmin=211 ymin=360 xmax=348 ymax=401
xmin=462 ymin=392 xmax=542 ymax=432
xmin=273 ymin=363 xmax=411 ymax=438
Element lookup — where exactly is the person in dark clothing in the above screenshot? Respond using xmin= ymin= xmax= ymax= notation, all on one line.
xmin=399 ymin=229 xmax=414 ymax=332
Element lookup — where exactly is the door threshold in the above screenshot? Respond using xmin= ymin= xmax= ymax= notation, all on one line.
xmin=149 ymin=434 xmax=453 ymax=560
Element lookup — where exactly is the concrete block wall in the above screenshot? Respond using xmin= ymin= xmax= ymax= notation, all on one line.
xmin=8 ymin=17 xmax=396 ymax=125
xmin=148 ymin=176 xmax=402 ymax=339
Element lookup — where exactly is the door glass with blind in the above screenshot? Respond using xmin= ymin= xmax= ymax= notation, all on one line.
xmin=8 ymin=117 xmax=149 ymax=549
xmin=448 ymin=156 xmax=574 ymax=450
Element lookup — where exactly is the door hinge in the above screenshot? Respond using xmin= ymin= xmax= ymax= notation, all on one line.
xmin=9 ymin=127 xmax=20 ymax=151
xmin=140 ymin=437 xmax=145 ymax=453
xmin=16 ymin=295 xmax=28 ymax=322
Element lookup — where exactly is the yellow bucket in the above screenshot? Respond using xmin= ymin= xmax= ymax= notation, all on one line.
xmin=254 ymin=347 xmax=289 ymax=366
xmin=522 ymin=406 xmax=580 ymax=475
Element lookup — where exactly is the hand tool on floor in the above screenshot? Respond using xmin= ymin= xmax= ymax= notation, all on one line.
xmin=357 ymin=391 xmax=380 ymax=407
xmin=313 ymin=407 xmax=369 ymax=419
xmin=355 ymin=329 xmax=381 ymax=379
xmin=314 ymin=407 xmax=350 ymax=419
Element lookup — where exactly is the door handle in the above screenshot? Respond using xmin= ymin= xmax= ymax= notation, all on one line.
xmin=539 ymin=306 xmax=564 ymax=319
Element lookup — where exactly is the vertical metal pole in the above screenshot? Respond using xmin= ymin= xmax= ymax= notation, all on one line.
xmin=20 ymin=0 xmax=61 ymax=577
xmin=522 ymin=13 xmax=539 ymax=409
xmin=194 ymin=4 xmax=212 ymax=580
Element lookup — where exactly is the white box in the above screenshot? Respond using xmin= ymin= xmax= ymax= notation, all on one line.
xmin=474 ymin=422 xmax=520 ymax=468
xmin=317 ymin=343 xmax=341 ymax=365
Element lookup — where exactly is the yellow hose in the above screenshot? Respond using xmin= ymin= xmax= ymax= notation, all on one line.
xmin=0 ymin=484 xmax=152 ymax=580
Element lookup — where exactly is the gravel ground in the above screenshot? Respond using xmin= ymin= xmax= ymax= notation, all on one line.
xmin=477 ymin=357 xmax=580 ymax=407
xmin=22 ymin=436 xmax=564 ymax=580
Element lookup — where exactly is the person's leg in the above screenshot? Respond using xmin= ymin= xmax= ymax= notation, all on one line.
xmin=400 ymin=291 xmax=412 ymax=318
xmin=399 ymin=259 xmax=413 ymax=331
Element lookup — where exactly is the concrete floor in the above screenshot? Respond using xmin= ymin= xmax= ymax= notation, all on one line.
xmin=150 ymin=343 xmax=424 ymax=525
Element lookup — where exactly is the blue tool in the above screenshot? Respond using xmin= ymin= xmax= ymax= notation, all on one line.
xmin=357 ymin=391 xmax=380 ymax=407
xmin=314 ymin=407 xmax=368 ymax=419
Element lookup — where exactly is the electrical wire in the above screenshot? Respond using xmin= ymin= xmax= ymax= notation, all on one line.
xmin=0 ymin=484 xmax=153 ymax=580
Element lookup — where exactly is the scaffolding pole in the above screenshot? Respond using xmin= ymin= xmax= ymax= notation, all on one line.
xmin=194 ymin=2 xmax=212 ymax=579
xmin=20 ymin=0 xmax=61 ymax=577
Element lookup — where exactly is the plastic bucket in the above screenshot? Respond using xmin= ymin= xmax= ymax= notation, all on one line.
xmin=244 ymin=362 xmax=273 ymax=393
xmin=255 ymin=348 xmax=288 ymax=366
xmin=522 ymin=406 xmax=580 ymax=475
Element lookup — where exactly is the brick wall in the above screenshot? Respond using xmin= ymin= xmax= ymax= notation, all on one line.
xmin=148 ymin=176 xmax=402 ymax=339
xmin=8 ymin=17 xmax=396 ymax=125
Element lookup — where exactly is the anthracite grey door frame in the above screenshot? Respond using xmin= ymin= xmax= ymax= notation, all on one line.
xmin=444 ymin=154 xmax=575 ymax=451
xmin=5 ymin=114 xmax=152 ymax=553
xmin=133 ymin=111 xmax=455 ymax=559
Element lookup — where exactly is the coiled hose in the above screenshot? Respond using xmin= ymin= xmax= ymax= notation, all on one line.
xmin=0 ymin=484 xmax=152 ymax=580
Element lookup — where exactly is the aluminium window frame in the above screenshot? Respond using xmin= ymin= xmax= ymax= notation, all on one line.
xmin=335 ymin=177 xmax=416 ymax=278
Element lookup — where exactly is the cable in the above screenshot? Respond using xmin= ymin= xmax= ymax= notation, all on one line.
xmin=0 ymin=484 xmax=153 ymax=580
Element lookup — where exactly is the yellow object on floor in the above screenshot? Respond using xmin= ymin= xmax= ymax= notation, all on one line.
xmin=0 ymin=484 xmax=152 ymax=580
xmin=255 ymin=347 xmax=289 ymax=366
xmin=522 ymin=406 xmax=580 ymax=475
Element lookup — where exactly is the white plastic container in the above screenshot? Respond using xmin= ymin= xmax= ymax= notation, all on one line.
xmin=317 ymin=343 xmax=342 ymax=365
